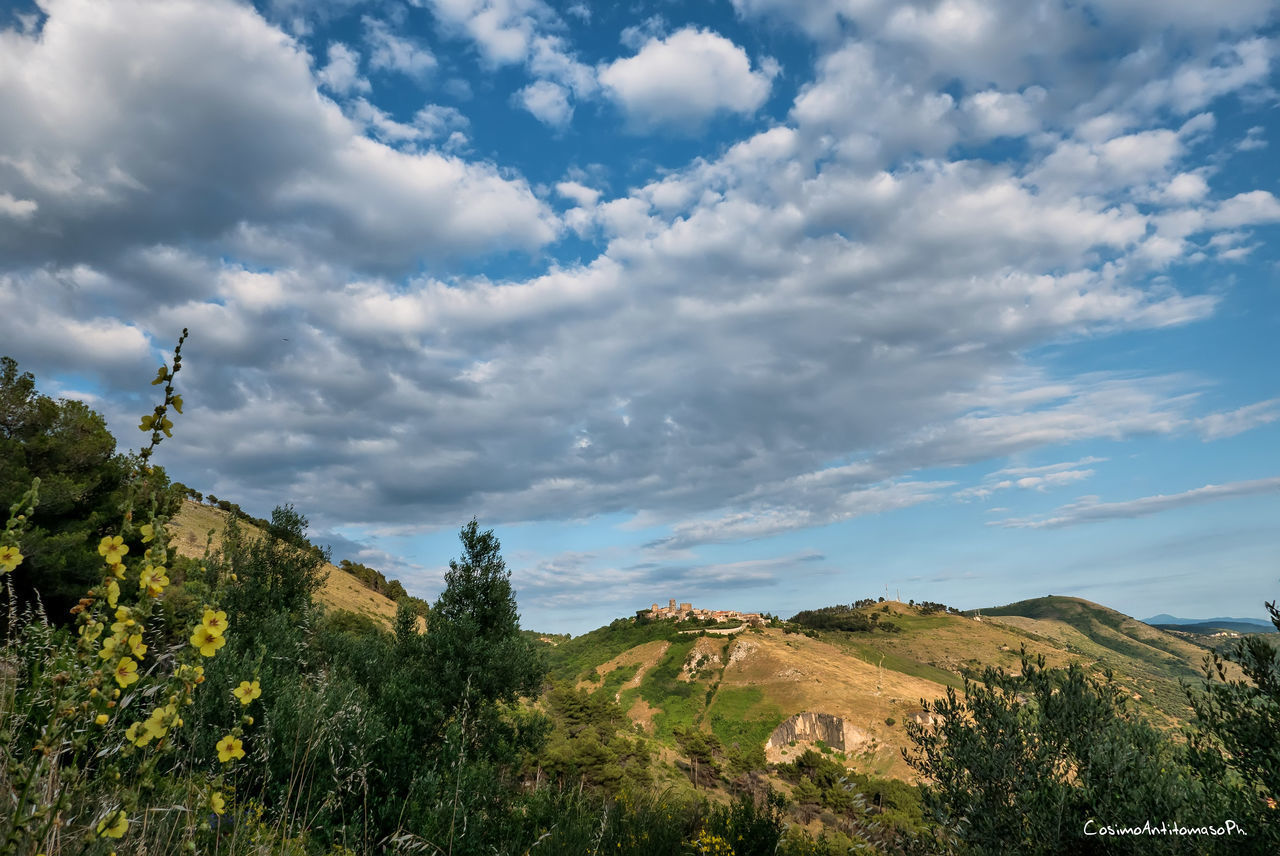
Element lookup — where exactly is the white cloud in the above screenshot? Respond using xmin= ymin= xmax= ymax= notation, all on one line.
xmin=516 ymin=80 xmax=572 ymax=127
xmin=994 ymin=477 xmax=1280 ymax=529
xmin=3 ymin=0 xmax=1278 ymax=567
xmin=317 ymin=42 xmax=370 ymax=95
xmin=961 ymin=86 xmax=1046 ymax=139
xmin=956 ymin=457 xmax=1102 ymax=499
xmin=599 ymin=27 xmax=774 ymax=128
xmin=652 ymin=481 xmax=952 ymax=550
xmin=1238 ymin=125 xmax=1267 ymax=151
xmin=1196 ymin=399 xmax=1280 ymax=440
xmin=0 ymin=192 xmax=37 ymax=219
xmin=0 ymin=0 xmax=554 ymax=273
xmin=556 ymin=180 xmax=599 ymax=207
xmin=364 ymin=17 xmax=437 ymax=82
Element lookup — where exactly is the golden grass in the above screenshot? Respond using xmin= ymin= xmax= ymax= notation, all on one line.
xmin=167 ymin=499 xmax=414 ymax=629
xmin=715 ymin=629 xmax=951 ymax=781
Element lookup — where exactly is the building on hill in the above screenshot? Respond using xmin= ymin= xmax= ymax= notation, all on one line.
xmin=644 ymin=598 xmax=764 ymax=626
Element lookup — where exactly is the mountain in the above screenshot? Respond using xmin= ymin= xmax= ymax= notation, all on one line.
xmin=1144 ymin=613 xmax=1275 ymax=630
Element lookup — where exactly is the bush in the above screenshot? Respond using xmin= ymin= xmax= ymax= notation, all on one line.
xmin=905 ymin=650 xmax=1235 ymax=855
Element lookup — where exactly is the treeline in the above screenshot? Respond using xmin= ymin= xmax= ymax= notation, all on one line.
xmin=790 ymin=604 xmax=902 ymax=633
xmin=338 ymin=558 xmax=431 ymax=616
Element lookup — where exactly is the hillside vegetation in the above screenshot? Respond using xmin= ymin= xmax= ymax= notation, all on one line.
xmin=542 ymin=595 xmax=1231 ymax=785
xmin=168 ymin=498 xmax=415 ymax=629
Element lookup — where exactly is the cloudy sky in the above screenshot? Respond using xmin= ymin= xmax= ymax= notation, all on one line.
xmin=1 ymin=0 xmax=1278 ymax=633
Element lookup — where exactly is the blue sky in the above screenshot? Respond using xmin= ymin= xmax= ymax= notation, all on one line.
xmin=1 ymin=0 xmax=1277 ymax=633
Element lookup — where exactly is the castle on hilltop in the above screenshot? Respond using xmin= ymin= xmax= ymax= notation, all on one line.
xmin=645 ymin=598 xmax=765 ymax=626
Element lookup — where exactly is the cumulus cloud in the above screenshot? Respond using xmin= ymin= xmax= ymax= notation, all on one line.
xmin=2 ymin=0 xmax=1278 ymax=609
xmin=993 ymin=477 xmax=1280 ymax=529
xmin=317 ymin=42 xmax=370 ymax=94
xmin=364 ymin=16 xmax=437 ymax=82
xmin=0 ymin=0 xmax=555 ymax=274
xmin=599 ymin=27 xmax=775 ymax=129
xmin=516 ymin=79 xmax=572 ymax=127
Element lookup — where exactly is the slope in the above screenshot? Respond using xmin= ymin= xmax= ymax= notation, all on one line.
xmin=167 ymin=498 xmax=407 ymax=628
xmin=543 ymin=596 xmax=1226 ymax=788
xmin=972 ymin=595 xmax=1223 ymax=717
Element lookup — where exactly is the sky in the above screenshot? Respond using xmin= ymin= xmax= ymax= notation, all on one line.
xmin=1 ymin=0 xmax=1278 ymax=634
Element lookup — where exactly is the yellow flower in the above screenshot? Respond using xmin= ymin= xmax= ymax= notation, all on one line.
xmin=111 ymin=607 xmax=134 ymax=634
xmin=96 ymin=810 xmax=128 ymax=839
xmin=99 ymin=635 xmax=120 ymax=661
xmin=190 ymin=625 xmax=226 ymax=657
xmin=0 ymin=545 xmax=22 ymax=573
xmin=98 ymin=536 xmax=128 ymax=565
xmin=210 ymin=792 xmax=225 ymax=815
xmin=216 ymin=734 xmax=245 ymax=763
xmin=177 ymin=663 xmax=205 ymax=685
xmin=126 ymin=721 xmax=150 ymax=747
xmin=232 ymin=679 xmax=262 ymax=706
xmin=105 ymin=579 xmax=120 ymax=608
xmin=80 ymin=620 xmax=104 ymax=641
xmin=139 ymin=565 xmax=169 ymax=596
xmin=109 ymin=562 xmax=126 ymax=580
xmin=151 ymin=365 xmax=168 ymax=385
xmin=139 ymin=523 xmax=155 ymax=543
xmin=128 ymin=634 xmax=146 ymax=659
xmin=113 ymin=657 xmax=139 ymax=688
xmin=141 ymin=706 xmax=174 ymax=742
xmin=95 ymin=714 xmax=109 ymax=725
xmin=201 ymin=609 xmax=228 ymax=636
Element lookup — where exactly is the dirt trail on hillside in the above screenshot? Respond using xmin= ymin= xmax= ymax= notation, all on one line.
xmin=577 ymin=639 xmax=671 ymax=698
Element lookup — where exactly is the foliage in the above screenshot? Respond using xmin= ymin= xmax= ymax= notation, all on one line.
xmin=544 ymin=615 xmax=684 ymax=682
xmin=0 ymin=356 xmax=180 ymax=617
xmin=790 ymin=604 xmax=901 ymax=634
xmin=337 ymin=559 xmax=430 ymax=617
xmin=904 ymin=650 xmax=1235 ymax=855
xmin=0 ymin=331 xmax=261 ymax=856
xmin=535 ymin=683 xmax=652 ymax=794
xmin=1185 ymin=598 xmax=1280 ymax=852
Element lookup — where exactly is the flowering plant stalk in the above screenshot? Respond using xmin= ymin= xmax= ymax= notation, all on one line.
xmin=0 ymin=330 xmax=262 ymax=856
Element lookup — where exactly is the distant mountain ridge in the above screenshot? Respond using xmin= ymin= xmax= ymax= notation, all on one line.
xmin=1143 ymin=613 xmax=1274 ymax=629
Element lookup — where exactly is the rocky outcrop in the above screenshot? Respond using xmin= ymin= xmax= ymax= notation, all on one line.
xmin=765 ymin=712 xmax=870 ymax=754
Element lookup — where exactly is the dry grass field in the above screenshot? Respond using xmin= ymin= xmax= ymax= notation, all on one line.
xmin=167 ymin=499 xmax=410 ymax=628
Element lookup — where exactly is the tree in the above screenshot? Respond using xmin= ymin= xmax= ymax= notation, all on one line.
xmin=905 ymin=652 xmax=1225 ymax=855
xmin=1187 ymin=598 xmax=1280 ymax=852
xmin=427 ymin=519 xmax=545 ymax=721
xmin=0 ymin=356 xmax=177 ymax=617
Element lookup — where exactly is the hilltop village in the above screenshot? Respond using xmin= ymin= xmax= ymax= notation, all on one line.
xmin=644 ymin=598 xmax=766 ymax=626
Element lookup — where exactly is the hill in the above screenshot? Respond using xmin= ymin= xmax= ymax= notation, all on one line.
xmin=1144 ymin=613 xmax=1276 ymax=635
xmin=167 ymin=498 xmax=410 ymax=628
xmin=1152 ymin=621 xmax=1277 ymax=636
xmin=968 ymin=595 xmax=1237 ymax=716
xmin=540 ymin=595 xmax=1225 ymax=787
xmin=1144 ymin=613 xmax=1274 ymax=628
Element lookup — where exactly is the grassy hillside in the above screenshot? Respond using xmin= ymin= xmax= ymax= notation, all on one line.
xmin=167 ymin=499 xmax=409 ymax=628
xmin=542 ymin=595 xmax=1228 ymax=788
xmin=970 ymin=595 xmax=1229 ymax=718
